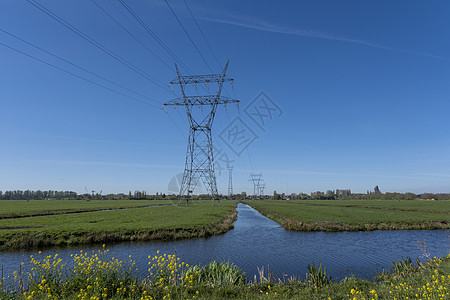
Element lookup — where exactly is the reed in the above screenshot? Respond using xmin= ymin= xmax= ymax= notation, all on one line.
xmin=184 ymin=261 xmax=246 ymax=287
xmin=306 ymin=262 xmax=331 ymax=289
xmin=391 ymin=257 xmax=421 ymax=276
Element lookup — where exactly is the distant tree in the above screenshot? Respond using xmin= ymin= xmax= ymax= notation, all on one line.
xmin=326 ymin=190 xmax=334 ymax=199
xmin=273 ymin=190 xmax=281 ymax=200
xmin=311 ymin=191 xmax=324 ymax=200
xmin=297 ymin=193 xmax=308 ymax=200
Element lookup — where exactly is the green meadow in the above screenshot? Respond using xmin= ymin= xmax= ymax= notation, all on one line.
xmin=0 ymin=200 xmax=237 ymax=250
xmin=243 ymin=199 xmax=450 ymax=231
xmin=0 ymin=199 xmax=171 ymax=219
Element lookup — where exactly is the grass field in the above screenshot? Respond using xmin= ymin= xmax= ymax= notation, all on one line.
xmin=0 ymin=199 xmax=171 ymax=219
xmin=243 ymin=199 xmax=450 ymax=231
xmin=0 ymin=200 xmax=237 ymax=250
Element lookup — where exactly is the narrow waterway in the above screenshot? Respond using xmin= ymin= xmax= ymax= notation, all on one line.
xmin=0 ymin=203 xmax=448 ymax=282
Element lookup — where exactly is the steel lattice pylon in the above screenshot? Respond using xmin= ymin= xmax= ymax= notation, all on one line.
xmin=164 ymin=61 xmax=238 ymax=205
xmin=249 ymin=173 xmax=265 ymax=200
xmin=228 ymin=167 xmax=233 ymax=198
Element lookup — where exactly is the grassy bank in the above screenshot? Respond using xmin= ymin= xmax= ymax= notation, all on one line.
xmin=0 ymin=201 xmax=237 ymax=251
xmin=243 ymin=200 xmax=450 ymax=231
xmin=1 ymin=247 xmax=449 ymax=299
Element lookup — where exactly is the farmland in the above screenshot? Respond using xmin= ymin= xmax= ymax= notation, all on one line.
xmin=243 ymin=199 xmax=450 ymax=231
xmin=1 ymin=198 xmax=449 ymax=250
xmin=0 ymin=200 xmax=237 ymax=250
xmin=0 ymin=199 xmax=170 ymax=219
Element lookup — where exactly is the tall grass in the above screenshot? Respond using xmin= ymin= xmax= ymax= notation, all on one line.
xmin=391 ymin=256 xmax=421 ymax=276
xmin=183 ymin=261 xmax=246 ymax=287
xmin=306 ymin=262 xmax=332 ymax=289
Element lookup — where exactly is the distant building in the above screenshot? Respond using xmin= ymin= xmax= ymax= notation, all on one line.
xmin=373 ymin=185 xmax=381 ymax=194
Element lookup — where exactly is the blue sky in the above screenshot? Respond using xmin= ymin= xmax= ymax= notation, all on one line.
xmin=1 ymin=0 xmax=449 ymax=195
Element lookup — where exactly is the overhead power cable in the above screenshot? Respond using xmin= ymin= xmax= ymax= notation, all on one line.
xmin=187 ymin=0 xmax=232 ymax=97
xmin=183 ymin=0 xmax=222 ymax=71
xmin=117 ymin=0 xmax=193 ymax=75
xmin=163 ymin=0 xmax=214 ymax=73
xmin=0 ymin=27 xmax=162 ymax=107
xmin=178 ymin=0 xmax=232 ymax=96
xmin=90 ymin=0 xmax=173 ymax=72
xmin=0 ymin=41 xmax=161 ymax=109
xmin=26 ymin=0 xmax=170 ymax=93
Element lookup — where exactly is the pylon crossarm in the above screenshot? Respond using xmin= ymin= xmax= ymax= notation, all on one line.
xmin=170 ymin=74 xmax=233 ymax=85
xmin=164 ymin=96 xmax=238 ymax=106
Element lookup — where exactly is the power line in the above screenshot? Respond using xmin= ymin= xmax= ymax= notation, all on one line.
xmin=117 ymin=0 xmax=225 ymax=98
xmin=181 ymin=0 xmax=233 ymax=96
xmin=164 ymin=0 xmax=214 ymax=73
xmin=183 ymin=0 xmax=222 ymax=71
xmin=0 ymin=27 xmax=162 ymax=107
xmin=164 ymin=110 xmax=185 ymax=138
xmin=26 ymin=0 xmax=170 ymax=93
xmin=1 ymin=36 xmax=188 ymax=157
xmin=90 ymin=0 xmax=173 ymax=72
xmin=116 ymin=0 xmax=214 ymax=97
xmin=117 ymin=0 xmax=193 ymax=75
xmin=0 ymin=41 xmax=161 ymax=109
xmin=115 ymin=0 xmax=227 ymax=153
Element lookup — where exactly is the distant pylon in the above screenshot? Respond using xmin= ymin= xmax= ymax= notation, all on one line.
xmin=249 ymin=172 xmax=264 ymax=199
xmin=164 ymin=61 xmax=238 ymax=206
xmin=258 ymin=182 xmax=265 ymax=200
xmin=228 ymin=167 xmax=233 ymax=198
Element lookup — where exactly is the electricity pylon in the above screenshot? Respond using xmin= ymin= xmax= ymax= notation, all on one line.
xmin=249 ymin=172 xmax=265 ymax=200
xmin=164 ymin=61 xmax=238 ymax=205
xmin=228 ymin=167 xmax=233 ymax=198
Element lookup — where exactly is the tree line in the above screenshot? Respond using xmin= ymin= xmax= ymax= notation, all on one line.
xmin=0 ymin=190 xmax=77 ymax=200
xmin=1 ymin=189 xmax=449 ymax=201
xmin=0 ymin=190 xmax=169 ymax=200
xmin=271 ymin=189 xmax=450 ymax=200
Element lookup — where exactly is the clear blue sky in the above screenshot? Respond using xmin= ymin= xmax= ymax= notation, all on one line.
xmin=1 ymin=0 xmax=449 ymax=195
